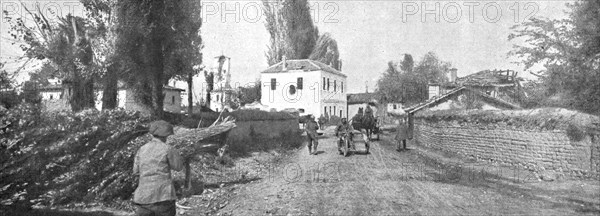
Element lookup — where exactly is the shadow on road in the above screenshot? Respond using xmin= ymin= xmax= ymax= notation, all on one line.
xmin=312 ymin=151 xmax=325 ymax=155
xmin=1 ymin=208 xmax=117 ymax=216
xmin=204 ymin=176 xmax=261 ymax=189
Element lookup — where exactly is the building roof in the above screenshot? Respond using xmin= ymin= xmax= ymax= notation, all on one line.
xmin=347 ymin=93 xmax=384 ymax=105
xmin=164 ymin=85 xmax=185 ymax=91
xmin=451 ymin=69 xmax=519 ymax=87
xmin=38 ymin=84 xmax=184 ymax=92
xmin=405 ymin=86 xmax=521 ymax=114
xmin=261 ymin=59 xmax=347 ymax=77
xmin=38 ymin=84 xmax=64 ymax=91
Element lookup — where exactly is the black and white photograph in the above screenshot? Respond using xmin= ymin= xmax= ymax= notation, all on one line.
xmin=1 ymin=0 xmax=599 ymax=215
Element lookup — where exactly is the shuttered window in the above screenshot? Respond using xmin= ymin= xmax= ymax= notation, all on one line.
xmin=297 ymin=77 xmax=303 ymax=89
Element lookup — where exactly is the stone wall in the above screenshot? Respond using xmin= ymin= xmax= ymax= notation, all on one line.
xmin=413 ymin=108 xmax=600 ymax=179
xmin=226 ymin=119 xmax=299 ymax=141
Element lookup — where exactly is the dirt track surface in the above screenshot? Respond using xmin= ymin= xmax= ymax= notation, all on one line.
xmin=214 ymin=126 xmax=600 ymax=215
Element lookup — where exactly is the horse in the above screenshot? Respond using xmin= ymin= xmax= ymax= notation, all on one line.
xmin=351 ymin=108 xmax=378 ymax=141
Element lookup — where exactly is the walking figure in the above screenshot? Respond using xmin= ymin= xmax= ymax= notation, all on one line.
xmin=306 ymin=115 xmax=320 ymax=155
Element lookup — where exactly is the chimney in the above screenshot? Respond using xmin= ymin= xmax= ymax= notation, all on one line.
xmin=449 ymin=68 xmax=457 ymax=82
xmin=282 ymin=55 xmax=287 ymax=71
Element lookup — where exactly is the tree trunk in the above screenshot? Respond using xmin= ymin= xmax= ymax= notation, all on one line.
xmin=69 ymin=75 xmax=95 ymax=112
xmin=187 ymin=72 xmax=193 ymax=115
xmin=148 ymin=0 xmax=165 ymax=118
xmin=102 ymin=64 xmax=118 ymax=110
xmin=149 ymin=41 xmax=164 ymax=118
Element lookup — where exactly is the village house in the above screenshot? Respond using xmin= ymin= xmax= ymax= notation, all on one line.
xmin=260 ymin=57 xmax=347 ymax=118
xmin=427 ymin=69 xmax=524 ymax=107
xmin=402 ymin=69 xmax=523 ymax=114
xmin=39 ymin=81 xmax=184 ymax=113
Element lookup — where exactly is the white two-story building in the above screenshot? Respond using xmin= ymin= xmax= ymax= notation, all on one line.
xmin=260 ymin=58 xmax=347 ymax=118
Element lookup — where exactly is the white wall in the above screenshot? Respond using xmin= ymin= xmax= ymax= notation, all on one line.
xmin=41 ymin=90 xmax=62 ymax=100
xmin=387 ymin=103 xmax=403 ymax=112
xmin=163 ymin=90 xmax=182 ymax=113
xmin=319 ymin=71 xmax=347 ymax=118
xmin=95 ymin=89 xmax=128 ymax=110
xmin=261 ymin=70 xmax=347 ymax=118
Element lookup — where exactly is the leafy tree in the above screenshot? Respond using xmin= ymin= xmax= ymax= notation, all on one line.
xmin=204 ymin=70 xmax=214 ymax=108
xmin=165 ymin=0 xmax=203 ymax=115
xmin=508 ymin=1 xmax=600 ymax=114
xmin=238 ymin=81 xmax=261 ymax=106
xmin=115 ymin=0 xmax=201 ymax=117
xmin=413 ymin=52 xmax=451 ymax=84
xmin=263 ymin=0 xmax=319 ymax=65
xmin=309 ymin=32 xmax=341 ymax=70
xmin=376 ymin=52 xmax=452 ymax=105
xmin=5 ymin=7 xmax=96 ymax=111
xmin=81 ymin=0 xmax=120 ymax=110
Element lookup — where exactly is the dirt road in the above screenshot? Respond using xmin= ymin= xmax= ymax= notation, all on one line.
xmin=215 ymin=126 xmax=600 ymax=215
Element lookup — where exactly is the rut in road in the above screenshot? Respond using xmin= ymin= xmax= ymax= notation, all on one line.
xmin=219 ymin=126 xmax=598 ymax=215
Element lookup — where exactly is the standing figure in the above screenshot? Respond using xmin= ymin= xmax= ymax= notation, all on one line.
xmin=318 ymin=114 xmax=326 ymax=130
xmin=395 ymin=115 xmax=409 ymax=151
xmin=133 ymin=120 xmax=183 ymax=216
xmin=305 ymin=115 xmax=320 ymax=155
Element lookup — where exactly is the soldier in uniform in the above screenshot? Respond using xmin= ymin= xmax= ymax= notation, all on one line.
xmin=305 ymin=115 xmax=320 ymax=155
xmin=335 ymin=118 xmax=354 ymax=154
xmin=395 ymin=114 xmax=409 ymax=151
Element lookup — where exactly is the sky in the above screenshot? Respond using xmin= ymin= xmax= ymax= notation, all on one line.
xmin=1 ymin=0 xmax=573 ymax=94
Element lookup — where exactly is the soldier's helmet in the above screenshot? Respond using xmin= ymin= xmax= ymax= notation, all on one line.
xmin=341 ymin=118 xmax=348 ymax=124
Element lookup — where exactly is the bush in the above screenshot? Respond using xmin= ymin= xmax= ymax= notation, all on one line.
xmin=1 ymin=106 xmax=152 ymax=207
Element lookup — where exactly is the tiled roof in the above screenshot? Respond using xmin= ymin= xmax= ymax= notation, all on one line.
xmin=454 ymin=70 xmax=518 ymax=87
xmin=347 ymin=93 xmax=383 ymax=105
xmin=38 ymin=84 xmax=64 ymax=90
xmin=261 ymin=59 xmax=346 ymax=77
xmin=405 ymin=87 xmax=520 ymax=114
xmin=38 ymin=84 xmax=184 ymax=91
xmin=164 ymin=85 xmax=185 ymax=91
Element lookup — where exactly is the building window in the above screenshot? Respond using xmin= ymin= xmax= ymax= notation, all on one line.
xmin=341 ymin=82 xmax=344 ymax=93
xmin=340 ymin=110 xmax=342 ymax=117
xmin=334 ymin=80 xmax=337 ymax=92
xmin=271 ymin=78 xmax=276 ymax=90
xmin=172 ymin=96 xmax=175 ymax=104
xmin=323 ymin=77 xmax=326 ymax=90
xmin=50 ymin=95 xmax=53 ymax=100
xmin=297 ymin=77 xmax=303 ymax=90
xmin=334 ymin=106 xmax=336 ymax=116
xmin=327 ymin=78 xmax=330 ymax=91
xmin=324 ymin=107 xmax=327 ymax=116
xmin=329 ymin=106 xmax=332 ymax=116
xmin=393 ymin=104 xmax=397 ymax=109
xmin=216 ymin=95 xmax=219 ymax=101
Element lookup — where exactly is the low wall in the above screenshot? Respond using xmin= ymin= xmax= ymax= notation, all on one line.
xmin=227 ymin=119 xmax=299 ymax=141
xmin=42 ymin=99 xmax=70 ymax=112
xmin=413 ymin=108 xmax=600 ymax=179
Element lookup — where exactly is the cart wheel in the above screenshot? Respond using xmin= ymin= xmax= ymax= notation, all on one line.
xmin=343 ymin=138 xmax=350 ymax=157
